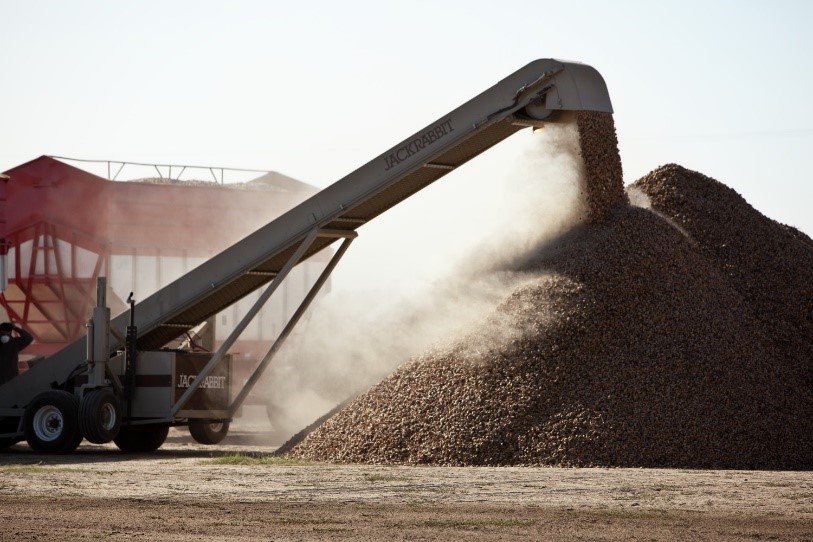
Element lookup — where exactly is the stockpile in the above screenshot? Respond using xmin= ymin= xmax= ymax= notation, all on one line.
xmin=631 ymin=164 xmax=813 ymax=378
xmin=283 ymin=117 xmax=812 ymax=469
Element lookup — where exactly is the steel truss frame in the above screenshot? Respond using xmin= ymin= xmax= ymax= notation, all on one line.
xmin=0 ymin=221 xmax=109 ymax=349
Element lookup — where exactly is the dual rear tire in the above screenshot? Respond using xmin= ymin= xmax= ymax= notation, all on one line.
xmin=23 ymin=389 xmax=123 ymax=453
xmin=79 ymin=389 xmax=122 ymax=444
xmin=78 ymin=388 xmax=169 ymax=452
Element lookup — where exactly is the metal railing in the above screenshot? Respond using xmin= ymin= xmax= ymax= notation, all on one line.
xmin=49 ymin=156 xmax=270 ymax=184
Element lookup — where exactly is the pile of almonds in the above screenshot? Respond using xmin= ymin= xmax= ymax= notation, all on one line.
xmin=282 ymin=115 xmax=812 ymax=469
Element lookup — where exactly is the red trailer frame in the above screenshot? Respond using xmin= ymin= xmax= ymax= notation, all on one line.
xmin=1 ymin=156 xmax=324 ymax=363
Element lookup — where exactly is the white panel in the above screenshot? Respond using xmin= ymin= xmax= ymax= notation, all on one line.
xmin=135 ymin=255 xmax=159 ymax=297
xmin=158 ymin=256 xmax=185 ymax=288
xmin=74 ymin=245 xmax=100 ymax=278
xmin=110 ymin=255 xmax=134 ymax=305
xmin=17 ymin=241 xmax=31 ymax=278
xmin=34 ymin=235 xmax=46 ymax=275
xmin=45 ymin=236 xmax=58 ymax=274
xmin=7 ymin=247 xmax=18 ymax=279
xmin=56 ymin=238 xmax=72 ymax=276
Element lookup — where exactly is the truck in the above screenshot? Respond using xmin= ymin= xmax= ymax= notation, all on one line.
xmin=0 ymin=58 xmax=613 ymax=453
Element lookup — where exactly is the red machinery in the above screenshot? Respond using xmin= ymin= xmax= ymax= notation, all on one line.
xmin=0 ymin=156 xmax=324 ymax=362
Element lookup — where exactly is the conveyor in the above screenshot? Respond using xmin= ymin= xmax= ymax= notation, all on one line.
xmin=0 ymin=59 xmax=612 ymax=452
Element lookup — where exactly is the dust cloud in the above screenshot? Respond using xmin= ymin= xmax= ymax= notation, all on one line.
xmin=258 ymin=121 xmax=592 ymax=438
xmin=626 ymin=185 xmax=652 ymax=209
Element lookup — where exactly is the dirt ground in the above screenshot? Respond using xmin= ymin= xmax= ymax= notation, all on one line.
xmin=1 ymin=416 xmax=811 ymax=541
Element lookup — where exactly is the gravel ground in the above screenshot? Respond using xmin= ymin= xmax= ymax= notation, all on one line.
xmin=1 ymin=429 xmax=811 ymax=541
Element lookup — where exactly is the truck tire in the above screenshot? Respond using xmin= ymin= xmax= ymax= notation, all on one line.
xmin=188 ymin=420 xmax=229 ymax=445
xmin=113 ymin=424 xmax=169 ymax=453
xmin=79 ymin=389 xmax=122 ymax=444
xmin=23 ymin=391 xmax=83 ymax=453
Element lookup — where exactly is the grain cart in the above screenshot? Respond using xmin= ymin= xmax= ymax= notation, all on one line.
xmin=0 ymin=58 xmax=612 ymax=453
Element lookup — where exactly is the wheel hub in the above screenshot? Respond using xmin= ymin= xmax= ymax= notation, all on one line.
xmin=33 ymin=406 xmax=64 ymax=442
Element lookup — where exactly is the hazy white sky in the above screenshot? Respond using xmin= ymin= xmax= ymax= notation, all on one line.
xmin=2 ymin=0 xmax=812 ymax=292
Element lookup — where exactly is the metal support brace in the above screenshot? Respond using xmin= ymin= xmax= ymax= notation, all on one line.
xmin=227 ymin=231 xmax=356 ymax=415
xmin=85 ymin=277 xmax=110 ymax=390
xmin=168 ymin=227 xmax=321 ymax=417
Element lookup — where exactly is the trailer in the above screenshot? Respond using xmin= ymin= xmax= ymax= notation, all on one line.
xmin=0 ymin=159 xmax=325 ymax=361
xmin=0 ymin=58 xmax=612 ymax=453
xmin=0 ymin=158 xmax=328 ymax=427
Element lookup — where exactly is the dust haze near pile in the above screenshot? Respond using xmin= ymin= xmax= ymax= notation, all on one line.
xmin=625 ymin=185 xmax=652 ymax=209
xmin=262 ymin=122 xmax=591 ymax=436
